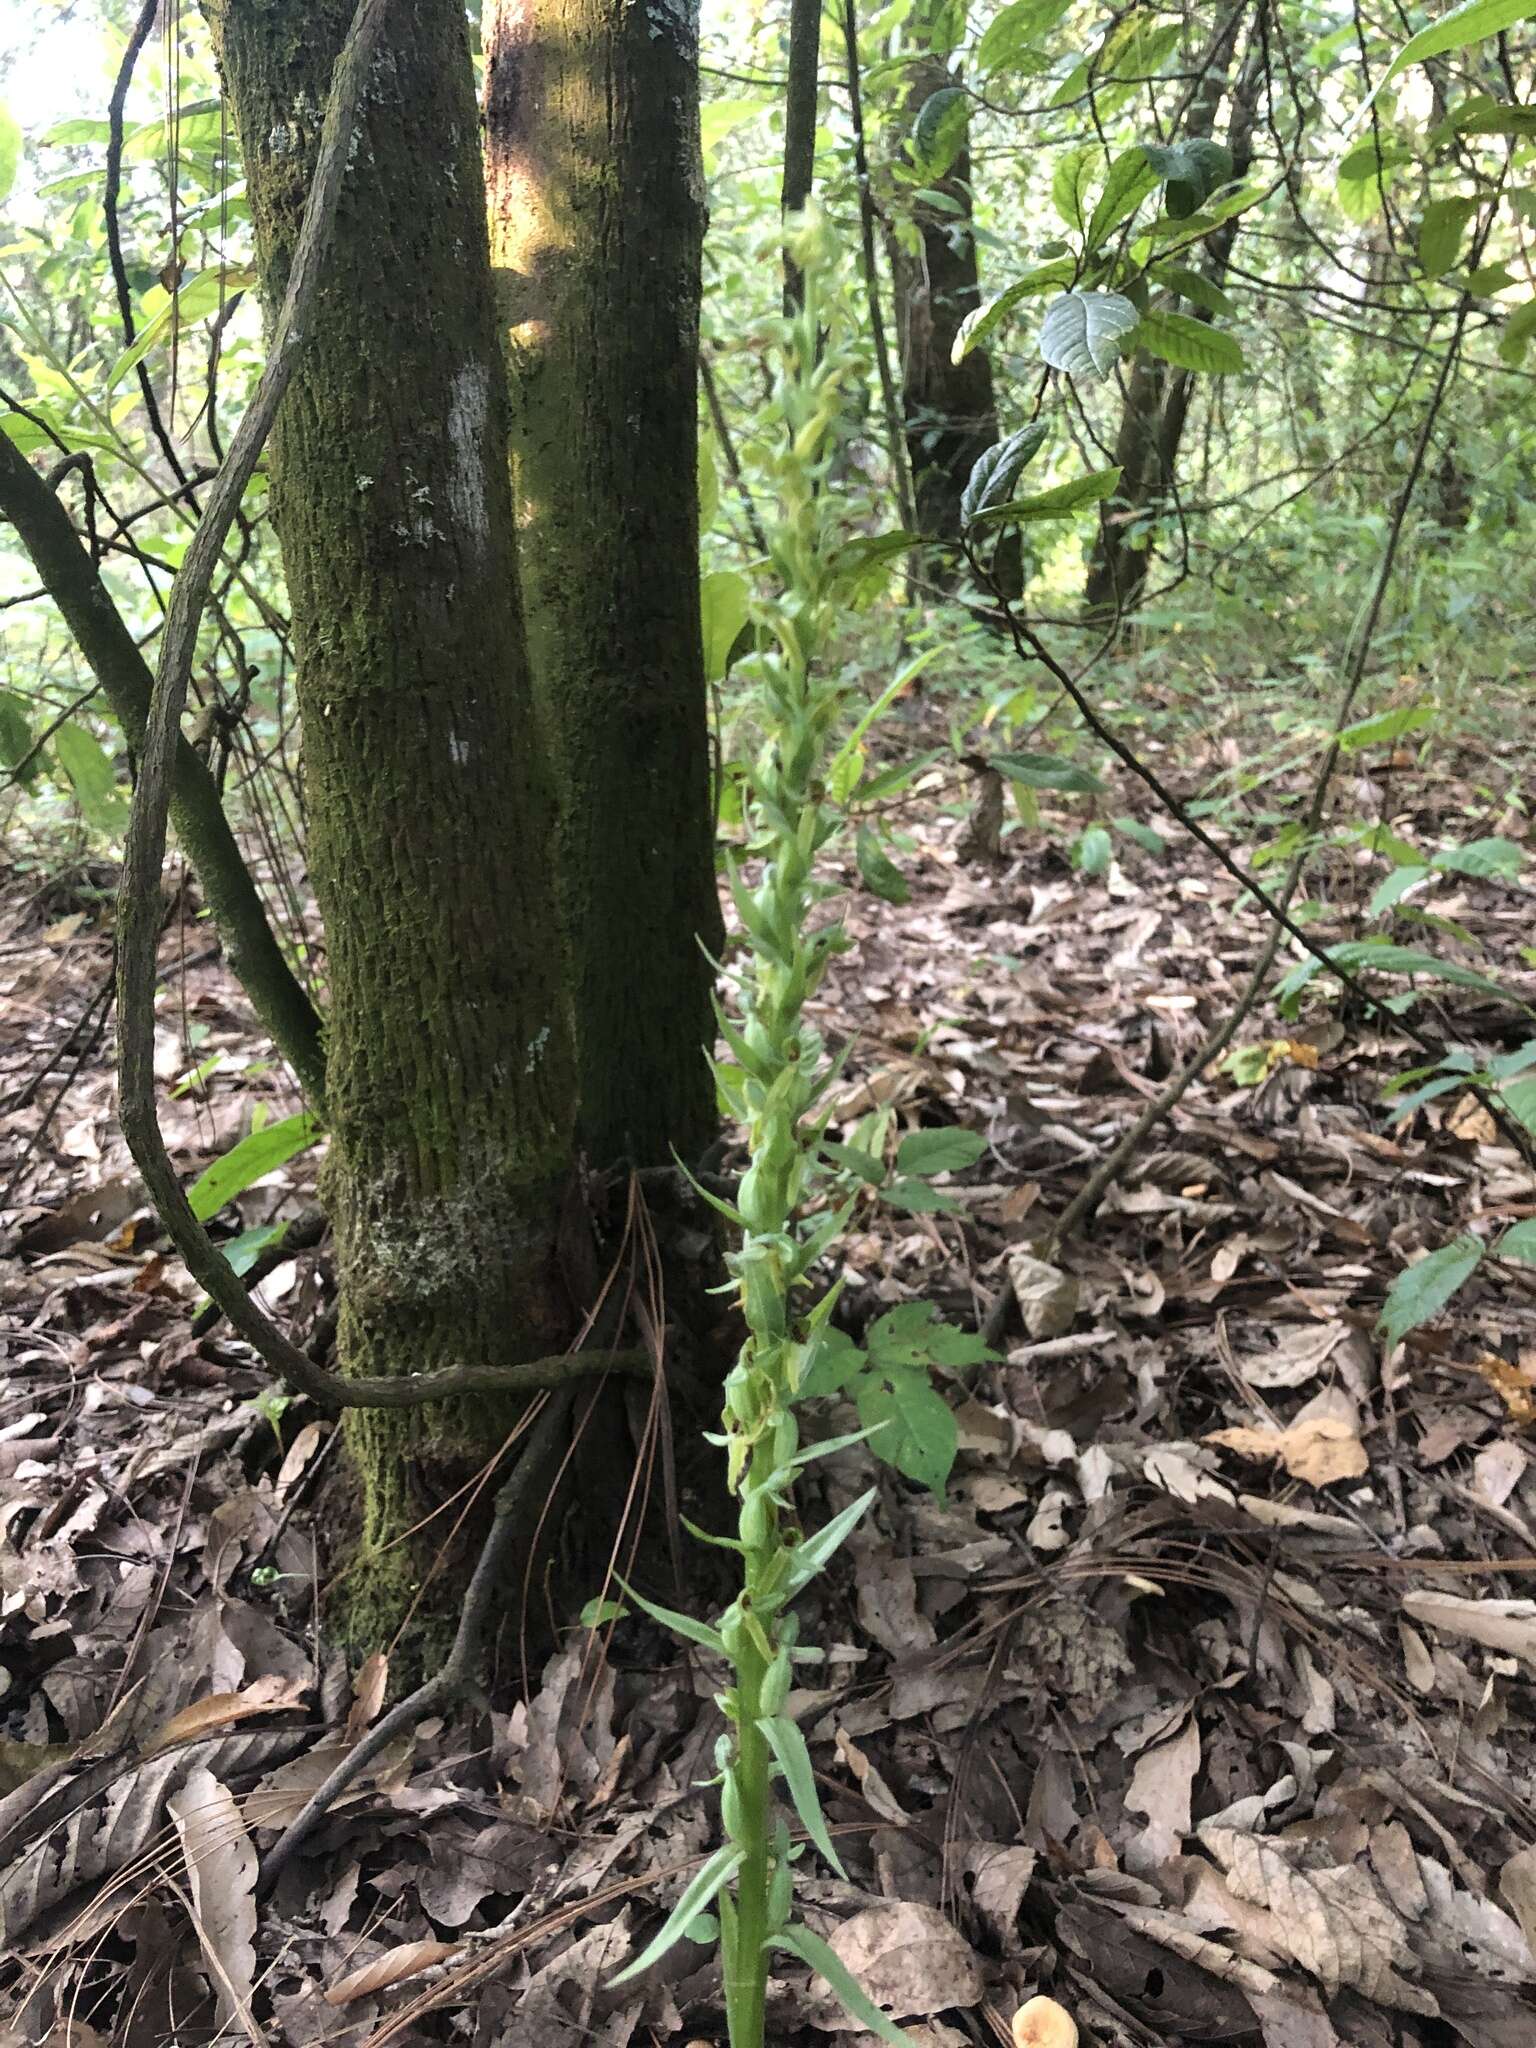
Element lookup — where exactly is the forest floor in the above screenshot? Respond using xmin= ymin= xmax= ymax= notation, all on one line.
xmin=4 ymin=700 xmax=1536 ymax=2048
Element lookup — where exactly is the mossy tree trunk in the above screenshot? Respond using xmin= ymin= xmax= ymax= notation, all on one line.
xmin=206 ymin=0 xmax=581 ymax=1643
xmin=482 ymin=0 xmax=718 ymax=1173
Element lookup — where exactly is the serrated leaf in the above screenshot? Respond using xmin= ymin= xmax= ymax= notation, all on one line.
xmin=759 ymin=1715 xmax=846 ymax=1876
xmin=991 ymin=749 xmax=1104 ymax=793
xmin=608 ymin=1843 xmax=744 ymax=1985
xmin=1378 ymin=1234 xmax=1484 ymax=1349
xmin=1039 ymin=290 xmax=1139 ymax=378
xmin=1136 ymin=307 xmax=1246 ymax=374
xmin=895 ymin=1127 xmax=988 ymax=1175
xmin=187 ymin=1112 xmax=321 ymax=1222
xmin=771 ymin=1924 xmax=917 ymax=2048
xmin=959 ymin=421 xmax=1049 ymax=528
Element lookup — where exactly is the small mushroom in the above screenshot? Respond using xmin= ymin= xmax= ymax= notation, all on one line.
xmin=1012 ymin=1994 xmax=1079 ymax=2048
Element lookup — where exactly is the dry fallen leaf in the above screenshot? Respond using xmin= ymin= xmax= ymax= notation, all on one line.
xmin=1012 ymin=1994 xmax=1078 ymax=2048
xmin=1006 ymin=1252 xmax=1078 ymax=1339
xmin=324 ymin=1939 xmax=458 ymax=2005
xmin=142 ymin=1675 xmax=308 ymax=1756
xmin=344 ymin=1651 xmax=390 ymax=1742
xmin=820 ymin=1902 xmax=983 ymax=2029
xmin=1400 ymin=1590 xmax=1536 ymax=1668
xmin=168 ymin=1766 xmax=258 ymax=2032
xmin=1205 ymin=1417 xmax=1367 ymax=1487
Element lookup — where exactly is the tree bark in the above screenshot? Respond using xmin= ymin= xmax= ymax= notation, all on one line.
xmin=205 ymin=0 xmax=581 ymax=1643
xmin=482 ymin=0 xmax=718 ymax=1172
xmin=890 ymin=51 xmax=1005 ymax=572
xmin=780 ymin=0 xmax=823 ymax=308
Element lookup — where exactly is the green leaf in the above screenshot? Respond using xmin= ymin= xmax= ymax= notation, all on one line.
xmin=1379 ymin=1234 xmax=1484 ymax=1349
xmin=1140 ymin=137 xmax=1234 ymax=217
xmin=971 ymin=467 xmax=1122 ymax=527
xmin=187 ymin=1111 xmax=322 ymax=1223
xmin=1336 ymin=703 xmax=1434 ymax=751
xmin=959 ymin=422 xmax=1049 ymax=529
xmin=895 ymin=1127 xmax=988 ymax=1176
xmin=1497 ymin=1219 xmax=1536 ymax=1264
xmin=1290 ymin=938 xmax=1509 ymax=1004
xmin=797 ymin=1326 xmax=864 ymax=1400
xmin=856 ymin=828 xmax=909 ymax=905
xmin=701 ymin=570 xmax=750 ymax=684
xmin=612 ymin=1574 xmax=729 ymax=1654
xmin=771 ymin=1925 xmax=917 ymax=2048
xmin=1370 ymin=865 xmax=1430 ymax=915
xmin=1039 ymin=290 xmax=1139 ymax=378
xmin=975 ymin=0 xmax=1072 ymax=76
xmin=52 ymin=721 xmax=128 ymax=835
xmin=608 ymin=1843 xmax=744 ymax=1986
xmin=1135 ymin=308 xmax=1246 ymax=374
xmin=910 ymin=87 xmax=968 ymax=180
xmin=759 ymin=1715 xmax=846 ymax=1876
xmin=1147 ymin=263 xmax=1234 ymax=316
xmin=780 ymin=1486 xmax=877 ymax=1597
xmin=1114 ymin=815 xmax=1167 ymax=855
xmin=1499 ymin=297 xmax=1536 ymax=365
xmin=1379 ymin=0 xmax=1536 ymax=94
xmin=950 ymin=263 xmax=1076 ymax=362
xmin=1431 ymin=836 xmax=1524 ymax=879
xmin=1418 ymin=196 xmax=1476 ymax=278
xmin=1051 ymin=143 xmax=1097 ymax=234
xmin=1499 ymin=1075 xmax=1536 ymax=1133
xmin=1084 ymin=147 xmax=1162 ymax=250
xmin=883 ymin=1178 xmax=964 ymax=1214
xmin=830 ymin=532 xmax=921 ymax=607
xmin=992 ymin=750 xmax=1104 ymax=793
xmin=0 ymin=689 xmax=36 ymax=779
xmin=861 ymin=1368 xmax=958 ymax=1496
xmin=1074 ymin=823 xmax=1113 ymax=876
xmin=580 ymin=1595 xmax=629 ymax=1627
xmin=0 ymin=105 xmax=20 ymax=209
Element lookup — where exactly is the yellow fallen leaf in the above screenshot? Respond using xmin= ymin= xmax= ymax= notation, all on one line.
xmin=1205 ymin=1417 xmax=1367 ymax=1487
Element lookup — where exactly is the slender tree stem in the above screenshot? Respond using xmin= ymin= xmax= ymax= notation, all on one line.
xmin=780 ymin=0 xmax=822 ymax=308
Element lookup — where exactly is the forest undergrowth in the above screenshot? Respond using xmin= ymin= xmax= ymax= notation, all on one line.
xmin=5 ymin=665 xmax=1536 ymax=2046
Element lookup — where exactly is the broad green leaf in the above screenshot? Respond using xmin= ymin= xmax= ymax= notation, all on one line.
xmin=771 ymin=1925 xmax=916 ymax=2048
xmin=1497 ymin=1219 xmax=1536 ymax=1263
xmin=1432 ymin=836 xmax=1523 ymax=879
xmin=951 ymin=263 xmax=1075 ymax=362
xmin=895 ymin=1127 xmax=988 ymax=1176
xmin=830 ymin=531 xmax=921 ymax=607
xmin=0 ymin=689 xmax=35 ymax=778
xmin=1136 ymin=308 xmax=1246 ymax=374
xmin=1447 ymin=93 xmax=1536 ymax=136
xmin=52 ymin=722 xmax=128 ymax=835
xmin=1379 ymin=1234 xmax=1484 ymax=1349
xmin=910 ymin=87 xmax=968 ymax=179
xmin=0 ymin=106 xmax=20 ymax=208
xmin=1051 ymin=143 xmax=1097 ymax=234
xmin=1500 ymin=1075 xmax=1536 ymax=1132
xmin=1114 ymin=815 xmax=1167 ymax=855
xmin=1284 ymin=938 xmax=1509 ymax=1005
xmin=1379 ymin=0 xmax=1536 ymax=94
xmin=991 ymin=750 xmax=1105 ymax=793
xmin=975 ymin=0 xmax=1072 ymax=75
xmin=796 ymin=1326 xmax=864 ymax=1400
xmin=1370 ymin=865 xmax=1430 ymax=915
xmin=608 ymin=1843 xmax=744 ymax=1985
xmin=1074 ymin=823 xmax=1113 ymax=876
xmin=1084 ymin=147 xmax=1161 ymax=250
xmin=701 ymin=569 xmax=750 ymax=684
xmin=971 ymin=467 xmax=1122 ymax=527
xmin=700 ymin=97 xmax=773 ymax=166
xmin=1140 ymin=137 xmax=1234 ymax=217
xmin=1336 ymin=703 xmax=1434 ymax=751
xmin=883 ymin=1178 xmax=963 ymax=1214
xmin=1147 ymin=263 xmax=1234 ymax=316
xmin=856 ymin=827 xmax=909 ymax=905
xmin=187 ymin=1111 xmax=322 ymax=1222
xmin=1499 ymin=297 xmax=1536 ymax=365
xmin=959 ymin=421 xmax=1048 ymax=528
xmin=759 ymin=1714 xmax=846 ymax=1875
xmin=1418 ymin=196 xmax=1476 ymax=278
xmin=1039 ymin=290 xmax=1139 ymax=378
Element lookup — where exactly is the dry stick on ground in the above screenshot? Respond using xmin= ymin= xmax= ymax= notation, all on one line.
xmin=112 ymin=0 xmax=638 ymax=1416
xmin=974 ymin=272 xmax=1489 ymax=1339
xmin=257 ymin=1390 xmax=574 ymax=1893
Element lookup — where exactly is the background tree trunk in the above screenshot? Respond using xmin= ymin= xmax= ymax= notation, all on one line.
xmin=207 ymin=0 xmax=581 ymax=1645
xmin=483 ymin=0 xmax=719 ymax=1173
xmin=890 ymin=48 xmax=1005 ymax=577
xmin=1084 ymin=20 xmax=1261 ymax=628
